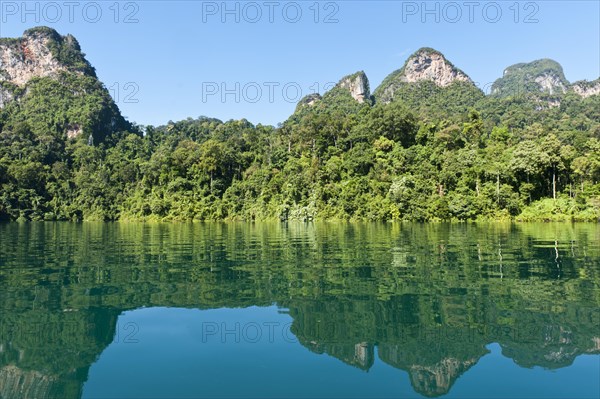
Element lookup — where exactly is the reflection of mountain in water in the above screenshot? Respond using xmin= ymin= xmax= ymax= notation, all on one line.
xmin=0 ymin=308 xmax=119 ymax=399
xmin=287 ymin=295 xmax=599 ymax=397
xmin=0 ymin=222 xmax=599 ymax=398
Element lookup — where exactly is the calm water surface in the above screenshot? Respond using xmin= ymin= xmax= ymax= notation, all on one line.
xmin=0 ymin=222 xmax=598 ymax=398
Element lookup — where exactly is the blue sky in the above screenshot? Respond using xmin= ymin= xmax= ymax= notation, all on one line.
xmin=1 ymin=1 xmax=599 ymax=127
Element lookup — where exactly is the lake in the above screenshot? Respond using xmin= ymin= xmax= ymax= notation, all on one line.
xmin=0 ymin=222 xmax=598 ymax=398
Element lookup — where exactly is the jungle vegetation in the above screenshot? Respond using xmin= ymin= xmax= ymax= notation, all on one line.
xmin=0 ymin=39 xmax=599 ymax=222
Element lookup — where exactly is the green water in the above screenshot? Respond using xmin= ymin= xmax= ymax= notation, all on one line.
xmin=0 ymin=222 xmax=598 ymax=398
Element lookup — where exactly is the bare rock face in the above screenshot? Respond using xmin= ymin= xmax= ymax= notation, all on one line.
xmin=0 ymin=27 xmax=95 ymax=113
xmin=0 ymin=85 xmax=15 ymax=108
xmin=401 ymin=49 xmax=472 ymax=87
xmin=534 ymin=72 xmax=567 ymax=95
xmin=571 ymin=79 xmax=600 ymax=98
xmin=66 ymin=124 xmax=84 ymax=139
xmin=0 ymin=29 xmax=70 ymax=87
xmin=338 ymin=71 xmax=370 ymax=103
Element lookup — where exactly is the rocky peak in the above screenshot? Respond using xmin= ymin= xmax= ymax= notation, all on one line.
xmin=291 ymin=71 xmax=371 ymax=118
xmin=401 ymin=48 xmax=472 ymax=87
xmin=571 ymin=79 xmax=600 ymax=98
xmin=337 ymin=71 xmax=370 ymax=103
xmin=0 ymin=26 xmax=94 ymax=88
xmin=373 ymin=48 xmax=473 ymax=103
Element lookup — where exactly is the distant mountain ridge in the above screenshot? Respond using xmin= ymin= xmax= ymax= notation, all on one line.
xmin=317 ymin=49 xmax=598 ymax=108
xmin=1 ymin=27 xmax=599 ymax=130
xmin=490 ymin=60 xmax=600 ymax=99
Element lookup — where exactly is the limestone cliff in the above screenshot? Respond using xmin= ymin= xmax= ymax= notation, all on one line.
xmin=0 ymin=27 xmax=129 ymax=141
xmin=571 ymin=79 xmax=600 ymax=98
xmin=0 ymin=26 xmax=94 ymax=87
xmin=374 ymin=48 xmax=473 ymax=103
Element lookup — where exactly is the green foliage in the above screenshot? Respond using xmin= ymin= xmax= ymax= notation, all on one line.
xmin=373 ymin=81 xmax=485 ymax=123
xmin=2 ymin=73 xmax=130 ymax=142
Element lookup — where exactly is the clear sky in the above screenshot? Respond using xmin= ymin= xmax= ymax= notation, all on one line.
xmin=1 ymin=1 xmax=599 ymax=127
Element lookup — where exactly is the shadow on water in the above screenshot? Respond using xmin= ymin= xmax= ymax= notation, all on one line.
xmin=0 ymin=222 xmax=599 ymax=398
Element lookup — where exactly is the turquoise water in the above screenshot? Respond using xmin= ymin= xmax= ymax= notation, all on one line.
xmin=0 ymin=222 xmax=599 ymax=398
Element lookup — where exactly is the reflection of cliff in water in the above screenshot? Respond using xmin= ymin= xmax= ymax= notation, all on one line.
xmin=0 ymin=222 xmax=599 ymax=398
xmin=287 ymin=295 xmax=600 ymax=397
xmin=0 ymin=308 xmax=119 ymax=399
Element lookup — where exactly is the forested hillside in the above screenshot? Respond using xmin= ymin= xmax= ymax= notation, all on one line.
xmin=1 ymin=29 xmax=599 ymax=222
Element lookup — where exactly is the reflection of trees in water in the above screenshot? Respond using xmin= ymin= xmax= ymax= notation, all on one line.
xmin=0 ymin=222 xmax=598 ymax=398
